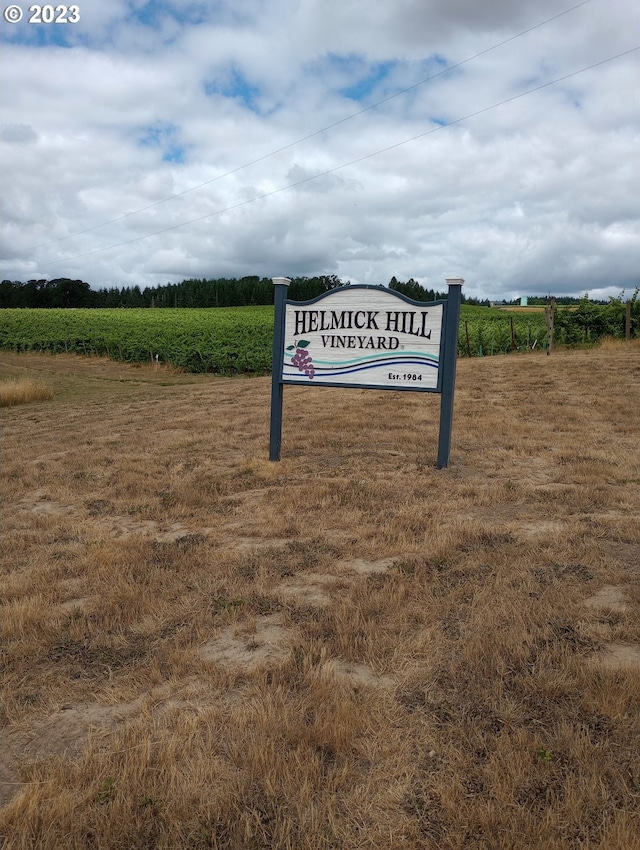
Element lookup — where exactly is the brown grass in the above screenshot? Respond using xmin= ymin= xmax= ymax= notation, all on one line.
xmin=598 ymin=336 xmax=640 ymax=351
xmin=1 ymin=349 xmax=639 ymax=849
xmin=0 ymin=377 xmax=53 ymax=407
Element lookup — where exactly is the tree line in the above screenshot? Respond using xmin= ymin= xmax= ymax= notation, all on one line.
xmin=0 ymin=275 xmax=344 ymax=309
xmin=388 ymin=276 xmax=490 ymax=306
xmin=0 ymin=275 xmax=491 ymax=309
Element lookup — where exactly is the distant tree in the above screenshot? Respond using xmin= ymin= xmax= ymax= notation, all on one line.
xmin=389 ymin=277 xmax=426 ymax=300
xmin=461 ymin=294 xmax=491 ymax=307
xmin=49 ymin=278 xmax=94 ymax=307
xmin=0 ymin=280 xmax=23 ymax=307
xmin=321 ymin=274 xmax=346 ymax=290
xmin=389 ymin=277 xmax=446 ymax=302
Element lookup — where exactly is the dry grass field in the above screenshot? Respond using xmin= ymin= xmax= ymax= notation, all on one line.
xmin=1 ymin=344 xmax=639 ymax=850
xmin=0 ymin=378 xmax=54 ymax=408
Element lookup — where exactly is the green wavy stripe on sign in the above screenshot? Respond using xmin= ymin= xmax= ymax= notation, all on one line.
xmin=284 ymin=350 xmax=440 ymax=367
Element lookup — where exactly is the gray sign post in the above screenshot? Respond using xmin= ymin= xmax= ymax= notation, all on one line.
xmin=437 ymin=278 xmax=463 ymax=469
xmin=269 ymin=277 xmax=291 ymax=462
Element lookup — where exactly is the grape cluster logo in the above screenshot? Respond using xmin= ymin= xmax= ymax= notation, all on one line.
xmin=287 ymin=340 xmax=315 ymax=379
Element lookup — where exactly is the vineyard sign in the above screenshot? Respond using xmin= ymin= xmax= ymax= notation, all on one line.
xmin=269 ymin=278 xmax=463 ymax=468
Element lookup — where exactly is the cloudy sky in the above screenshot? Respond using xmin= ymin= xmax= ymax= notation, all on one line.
xmin=1 ymin=0 xmax=638 ymax=300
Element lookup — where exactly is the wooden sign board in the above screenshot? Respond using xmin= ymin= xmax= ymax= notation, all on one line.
xmin=270 ymin=279 xmax=463 ymax=468
xmin=282 ymin=286 xmax=444 ymax=391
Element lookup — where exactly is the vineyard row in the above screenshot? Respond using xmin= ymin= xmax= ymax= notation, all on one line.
xmin=0 ymin=305 xmax=633 ymax=374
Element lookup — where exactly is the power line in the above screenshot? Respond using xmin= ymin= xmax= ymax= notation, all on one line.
xmin=40 ymin=45 xmax=639 ymax=267
xmin=30 ymin=0 xmax=595 ymax=252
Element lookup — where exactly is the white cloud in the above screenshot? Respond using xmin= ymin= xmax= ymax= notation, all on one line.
xmin=0 ymin=0 xmax=638 ymax=299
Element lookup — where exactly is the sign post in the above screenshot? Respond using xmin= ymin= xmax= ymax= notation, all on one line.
xmin=437 ymin=278 xmax=463 ymax=469
xmin=270 ymin=276 xmax=463 ymax=467
xmin=269 ymin=277 xmax=291 ymax=461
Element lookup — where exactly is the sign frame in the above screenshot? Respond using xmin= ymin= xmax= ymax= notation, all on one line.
xmin=281 ymin=286 xmax=447 ymax=393
xmin=269 ymin=277 xmax=463 ymax=468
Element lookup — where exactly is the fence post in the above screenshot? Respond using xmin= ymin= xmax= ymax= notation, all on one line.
xmin=545 ymin=297 xmax=556 ymax=355
xmin=626 ymin=300 xmax=631 ymax=342
xmin=269 ymin=277 xmax=291 ymax=461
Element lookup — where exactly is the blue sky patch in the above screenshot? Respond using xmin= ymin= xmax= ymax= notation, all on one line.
xmin=0 ymin=19 xmax=74 ymax=48
xmin=312 ymin=53 xmax=397 ymax=103
xmin=341 ymin=60 xmax=397 ymax=101
xmin=130 ymin=0 xmax=209 ymax=29
xmin=204 ymin=69 xmax=262 ymax=113
xmin=138 ymin=121 xmax=185 ymax=163
xmin=162 ymin=145 xmax=185 ymax=163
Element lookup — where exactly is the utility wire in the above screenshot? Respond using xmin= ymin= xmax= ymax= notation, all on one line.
xmin=40 ymin=45 xmax=639 ymax=267
xmin=31 ymin=0 xmax=595 ymax=251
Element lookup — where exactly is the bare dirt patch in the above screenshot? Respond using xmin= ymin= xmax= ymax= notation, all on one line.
xmin=583 ymin=584 xmax=639 ymax=671
xmin=277 ymin=572 xmax=344 ymax=606
xmin=20 ymin=496 xmax=74 ymax=516
xmin=330 ymin=659 xmax=398 ymax=690
xmin=198 ymin=615 xmax=291 ymax=672
xmin=584 ymin=584 xmax=631 ymax=613
xmin=594 ymin=643 xmax=640 ymax=670
xmin=342 ymin=557 xmax=398 ymax=575
xmin=57 ymin=596 xmax=93 ymax=614
xmin=515 ymin=519 xmax=566 ymax=539
xmin=98 ymin=515 xmax=198 ymax=542
xmin=0 ymin=702 xmax=138 ymax=807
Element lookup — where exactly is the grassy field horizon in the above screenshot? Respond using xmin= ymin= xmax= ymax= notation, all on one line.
xmin=1 ymin=345 xmax=639 ymax=849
